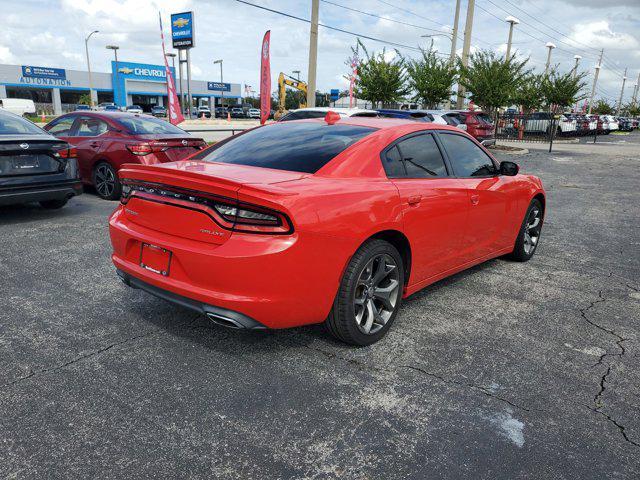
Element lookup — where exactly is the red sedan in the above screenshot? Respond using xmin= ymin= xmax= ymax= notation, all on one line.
xmin=109 ymin=115 xmax=545 ymax=345
xmin=44 ymin=112 xmax=205 ymax=199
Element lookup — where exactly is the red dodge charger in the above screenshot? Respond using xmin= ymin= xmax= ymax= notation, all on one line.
xmin=109 ymin=115 xmax=545 ymax=345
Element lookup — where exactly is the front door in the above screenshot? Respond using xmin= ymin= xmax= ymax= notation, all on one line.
xmin=384 ymin=132 xmax=469 ymax=284
xmin=437 ymin=132 xmax=514 ymax=262
xmin=67 ymin=116 xmax=110 ymax=181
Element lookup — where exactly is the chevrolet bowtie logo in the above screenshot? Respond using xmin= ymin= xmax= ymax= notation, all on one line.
xmin=173 ymin=17 xmax=189 ymax=28
xmin=118 ymin=67 xmax=133 ymax=74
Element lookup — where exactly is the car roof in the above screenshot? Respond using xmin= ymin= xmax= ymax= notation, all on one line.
xmin=58 ymin=111 xmax=150 ymax=120
xmin=286 ymin=116 xmax=463 ymax=132
xmin=290 ymin=107 xmax=378 ymax=116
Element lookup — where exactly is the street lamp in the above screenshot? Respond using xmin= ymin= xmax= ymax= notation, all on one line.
xmin=572 ymin=55 xmax=582 ymax=78
xmin=544 ymin=42 xmax=556 ymax=75
xmin=214 ymin=59 xmax=224 ymax=111
xmin=292 ymin=70 xmax=301 ymax=81
xmin=165 ymin=52 xmax=176 ymax=70
xmin=84 ymin=30 xmax=99 ymax=108
xmin=106 ymin=45 xmax=119 ymax=107
xmin=505 ymin=16 xmax=519 ymax=60
xmin=421 ymin=33 xmax=454 ymax=55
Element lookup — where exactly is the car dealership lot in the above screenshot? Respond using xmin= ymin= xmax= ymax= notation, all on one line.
xmin=1 ymin=136 xmax=639 ymax=478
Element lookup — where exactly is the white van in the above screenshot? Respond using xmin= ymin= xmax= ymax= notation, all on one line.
xmin=0 ymin=98 xmax=36 ymax=116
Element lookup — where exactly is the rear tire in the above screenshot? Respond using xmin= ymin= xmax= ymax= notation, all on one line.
xmin=509 ymin=199 xmax=543 ymax=262
xmin=93 ymin=162 xmax=121 ymax=200
xmin=325 ymin=239 xmax=404 ymax=346
xmin=39 ymin=198 xmax=68 ymax=209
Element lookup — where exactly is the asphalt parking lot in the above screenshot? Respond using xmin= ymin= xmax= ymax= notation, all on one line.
xmin=1 ymin=133 xmax=639 ymax=479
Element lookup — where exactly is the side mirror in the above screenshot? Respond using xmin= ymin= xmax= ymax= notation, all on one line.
xmin=500 ymin=161 xmax=519 ymax=176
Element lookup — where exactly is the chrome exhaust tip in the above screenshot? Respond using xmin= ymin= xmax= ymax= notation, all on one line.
xmin=206 ymin=312 xmax=243 ymax=329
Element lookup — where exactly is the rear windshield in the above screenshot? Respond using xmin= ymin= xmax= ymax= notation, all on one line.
xmin=116 ymin=116 xmax=186 ymax=135
xmin=201 ymin=122 xmax=376 ymax=173
xmin=475 ymin=113 xmax=493 ymax=124
xmin=0 ymin=109 xmax=44 ymax=135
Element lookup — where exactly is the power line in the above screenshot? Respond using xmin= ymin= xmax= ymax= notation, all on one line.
xmin=234 ymin=0 xmax=429 ymax=53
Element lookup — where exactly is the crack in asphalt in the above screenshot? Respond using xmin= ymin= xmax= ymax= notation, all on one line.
xmin=2 ymin=314 xmax=202 ymax=389
xmin=294 ymin=340 xmax=530 ymax=413
xmin=579 ymin=291 xmax=637 ymax=448
xmin=2 ymin=329 xmax=160 ymax=389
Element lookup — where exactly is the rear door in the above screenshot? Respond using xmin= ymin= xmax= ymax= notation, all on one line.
xmin=385 ymin=132 xmax=469 ymax=283
xmin=437 ymin=132 xmax=514 ymax=262
xmin=67 ymin=116 xmax=110 ymax=180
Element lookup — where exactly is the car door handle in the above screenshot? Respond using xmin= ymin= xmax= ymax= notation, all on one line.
xmin=470 ymin=194 xmax=480 ymax=206
xmin=408 ymin=195 xmax=422 ymax=205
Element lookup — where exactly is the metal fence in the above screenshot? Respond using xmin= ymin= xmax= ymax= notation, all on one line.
xmin=495 ymin=112 xmax=603 ymax=144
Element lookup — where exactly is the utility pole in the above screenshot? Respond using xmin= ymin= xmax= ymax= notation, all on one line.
xmin=505 ymin=16 xmax=519 ymax=60
xmin=450 ymin=0 xmax=461 ymax=66
xmin=456 ymin=0 xmax=474 ymax=109
xmin=572 ymin=55 xmax=581 ymax=78
xmin=544 ymin=42 xmax=556 ymax=75
xmin=306 ymin=0 xmax=319 ymax=108
xmin=617 ymin=68 xmax=627 ymax=114
xmin=631 ymin=73 xmax=640 ymax=108
xmin=588 ymin=49 xmax=604 ymax=114
xmin=178 ymin=50 xmax=185 ymax=115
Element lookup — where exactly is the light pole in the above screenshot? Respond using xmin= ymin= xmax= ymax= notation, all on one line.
xmin=631 ymin=73 xmax=640 ymax=109
xmin=572 ymin=55 xmax=582 ymax=78
xmin=421 ymin=33 xmax=453 ymax=55
xmin=214 ymin=59 xmax=224 ymax=111
xmin=307 ymin=0 xmax=319 ymax=107
xmin=544 ymin=42 xmax=556 ymax=75
xmin=617 ymin=68 xmax=627 ymax=114
xmin=505 ymin=16 xmax=519 ymax=60
xmin=84 ymin=30 xmax=99 ymax=108
xmin=106 ymin=45 xmax=119 ymax=107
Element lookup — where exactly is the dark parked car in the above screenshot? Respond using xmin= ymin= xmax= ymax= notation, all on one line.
xmin=0 ymin=109 xmax=82 ymax=208
xmin=43 ymin=111 xmax=205 ymax=200
xmin=103 ymin=105 xmax=120 ymax=112
xmin=617 ymin=117 xmax=633 ymax=132
xmin=151 ymin=106 xmax=167 ymax=117
xmin=377 ymin=109 xmax=434 ymax=122
xmin=230 ymin=107 xmax=245 ymax=118
xmin=75 ymin=105 xmax=91 ymax=111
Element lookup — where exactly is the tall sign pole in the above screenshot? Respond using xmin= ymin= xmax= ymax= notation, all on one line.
xmin=170 ymin=11 xmax=195 ymax=119
xmin=306 ymin=0 xmax=319 ymax=108
xmin=616 ymin=68 xmax=627 ymax=114
xmin=588 ymin=49 xmax=604 ymax=114
xmin=178 ymin=50 xmax=185 ymax=113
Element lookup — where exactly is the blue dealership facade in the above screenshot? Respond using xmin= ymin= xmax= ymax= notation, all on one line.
xmin=0 ymin=60 xmax=242 ymax=114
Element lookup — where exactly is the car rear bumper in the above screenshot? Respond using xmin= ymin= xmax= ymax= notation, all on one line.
xmin=0 ymin=179 xmax=82 ymax=206
xmin=109 ymin=206 xmax=351 ymax=329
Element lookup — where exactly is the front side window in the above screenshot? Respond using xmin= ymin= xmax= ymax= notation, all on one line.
xmin=45 ymin=116 xmax=76 ymax=135
xmin=395 ymin=133 xmax=448 ymax=178
xmin=202 ymin=122 xmax=376 ymax=173
xmin=439 ymin=133 xmax=497 ymax=177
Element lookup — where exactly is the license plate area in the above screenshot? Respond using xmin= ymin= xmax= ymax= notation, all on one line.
xmin=12 ymin=155 xmax=40 ymax=169
xmin=139 ymin=243 xmax=172 ymax=276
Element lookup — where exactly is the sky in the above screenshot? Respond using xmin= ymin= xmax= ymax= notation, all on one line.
xmin=2 ymin=0 xmax=639 ymax=105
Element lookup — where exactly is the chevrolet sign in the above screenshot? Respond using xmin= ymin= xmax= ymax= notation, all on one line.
xmin=170 ymin=11 xmax=195 ymax=49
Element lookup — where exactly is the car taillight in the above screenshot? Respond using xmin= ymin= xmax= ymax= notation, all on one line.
xmin=51 ymin=144 xmax=77 ymax=159
xmin=126 ymin=144 xmax=153 ymax=155
xmin=120 ymin=181 xmax=293 ymax=234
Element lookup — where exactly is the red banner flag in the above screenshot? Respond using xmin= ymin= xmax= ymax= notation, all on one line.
xmin=260 ymin=30 xmax=271 ymax=125
xmin=159 ymin=13 xmax=184 ymax=125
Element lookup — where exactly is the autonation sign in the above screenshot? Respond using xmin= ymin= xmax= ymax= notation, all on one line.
xmin=20 ymin=65 xmax=71 ymax=86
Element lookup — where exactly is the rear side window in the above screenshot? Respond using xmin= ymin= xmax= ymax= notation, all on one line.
xmin=75 ymin=117 xmax=109 ymax=137
xmin=439 ymin=133 xmax=497 ymax=177
xmin=382 ymin=145 xmax=405 ymax=178
xmin=202 ymin=122 xmax=376 ymax=173
xmin=395 ymin=133 xmax=448 ymax=178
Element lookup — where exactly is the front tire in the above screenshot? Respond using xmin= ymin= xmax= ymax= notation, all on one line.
xmin=325 ymin=239 xmax=404 ymax=346
xmin=510 ymin=199 xmax=543 ymax=262
xmin=93 ymin=162 xmax=121 ymax=200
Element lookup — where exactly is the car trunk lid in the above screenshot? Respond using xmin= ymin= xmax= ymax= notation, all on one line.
xmin=0 ymin=138 xmax=70 ymax=177
xmin=136 ymin=135 xmax=207 ymax=163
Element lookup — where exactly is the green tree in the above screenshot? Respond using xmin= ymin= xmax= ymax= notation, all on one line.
xmin=624 ymin=102 xmax=640 ymax=117
xmin=78 ymin=93 xmax=91 ymax=105
xmin=458 ymin=51 xmax=529 ymax=114
xmin=406 ymin=47 xmax=456 ymax=108
xmin=541 ymin=69 xmax=587 ymax=112
xmin=351 ymin=40 xmax=409 ymax=107
xmin=593 ymin=99 xmax=614 ymax=115
xmin=513 ymin=73 xmax=544 ymax=113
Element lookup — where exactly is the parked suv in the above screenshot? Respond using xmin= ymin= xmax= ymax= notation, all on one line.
xmin=454 ymin=110 xmax=495 ymax=145
xmin=0 ymin=109 xmax=82 ymax=208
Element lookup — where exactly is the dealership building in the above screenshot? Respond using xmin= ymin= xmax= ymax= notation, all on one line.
xmin=0 ymin=61 xmax=242 ymax=114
